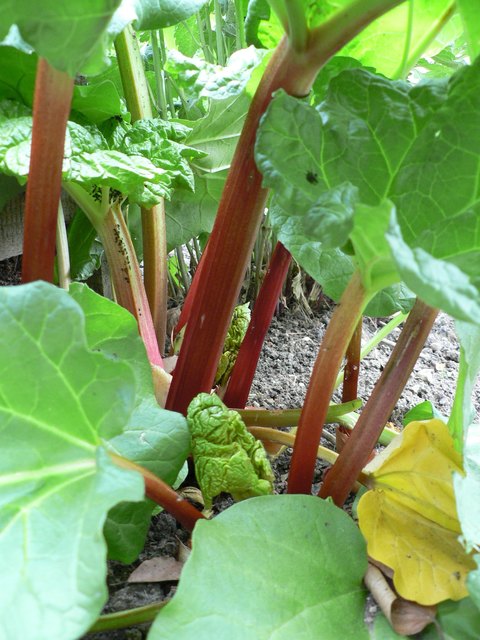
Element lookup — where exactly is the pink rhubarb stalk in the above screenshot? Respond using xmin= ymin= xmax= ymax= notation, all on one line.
xmin=22 ymin=59 xmax=74 ymax=283
xmin=287 ymin=271 xmax=369 ymax=494
xmin=320 ymin=299 xmax=438 ymax=505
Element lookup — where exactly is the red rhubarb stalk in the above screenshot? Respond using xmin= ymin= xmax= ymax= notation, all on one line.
xmin=342 ymin=319 xmax=362 ymax=402
xmin=166 ymin=38 xmax=317 ymax=414
xmin=223 ymin=242 xmax=292 ymax=408
xmin=320 ymin=298 xmax=438 ymax=505
xmin=167 ymin=0 xmax=407 ymax=416
xmin=288 ymin=271 xmax=369 ymax=494
xmin=109 ymin=453 xmax=205 ymax=532
xmin=22 ymin=59 xmax=74 ymax=283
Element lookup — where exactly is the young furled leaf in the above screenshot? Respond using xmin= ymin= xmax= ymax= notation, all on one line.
xmin=187 ymin=393 xmax=274 ymax=508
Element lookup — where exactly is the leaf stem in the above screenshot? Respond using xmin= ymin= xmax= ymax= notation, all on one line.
xmin=287 ymin=270 xmax=370 ymax=494
xmin=214 ymin=0 xmax=226 ymax=65
xmin=234 ymin=0 xmax=246 ymax=49
xmin=237 ymin=399 xmax=363 ymax=427
xmin=320 ymin=299 xmax=438 ymax=505
xmin=109 ymin=452 xmax=205 ymax=531
xmin=115 ymin=25 xmax=168 ymax=354
xmin=22 ymin=58 xmax=74 ymax=283
xmin=334 ymin=311 xmax=407 ymax=390
xmin=223 ymin=242 xmax=292 ymax=408
xmin=89 ymin=601 xmax=168 ymax=633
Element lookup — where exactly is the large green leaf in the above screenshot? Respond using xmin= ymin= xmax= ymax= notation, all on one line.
xmin=0 ymin=0 xmax=123 ymax=76
xmin=148 ymin=495 xmax=368 ymax=639
xmin=69 ymin=284 xmax=190 ymax=562
xmin=256 ymin=61 xmax=480 ymax=320
xmin=0 ymin=282 xmax=144 ymax=640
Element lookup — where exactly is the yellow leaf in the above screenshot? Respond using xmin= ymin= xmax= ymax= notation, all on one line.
xmin=358 ymin=419 xmax=475 ymax=605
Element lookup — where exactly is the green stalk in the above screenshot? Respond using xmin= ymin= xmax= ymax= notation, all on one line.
xmin=234 ymin=0 xmax=246 ymax=49
xmin=238 ymin=399 xmax=363 ymax=427
xmin=214 ymin=0 xmax=226 ymax=65
xmin=115 ymin=26 xmax=168 ymax=355
xmin=196 ymin=13 xmax=214 ymax=63
xmin=287 ymin=271 xmax=371 ymax=494
xmin=22 ymin=59 xmax=74 ymax=283
xmin=166 ymin=0 xmax=409 ymax=416
xmin=320 ymin=299 xmax=438 ymax=505
xmin=334 ymin=311 xmax=407 ymax=389
xmin=109 ymin=452 xmax=205 ymax=531
xmin=203 ymin=5 xmax=215 ymax=59
xmin=56 ymin=200 xmax=71 ymax=289
xmin=151 ymin=30 xmax=168 ymax=118
xmin=89 ymin=602 xmax=167 ymax=633
xmin=157 ymin=29 xmax=176 ymax=116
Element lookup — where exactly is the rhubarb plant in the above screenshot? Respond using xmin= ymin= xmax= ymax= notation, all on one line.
xmin=1 ymin=1 xmax=480 ymax=639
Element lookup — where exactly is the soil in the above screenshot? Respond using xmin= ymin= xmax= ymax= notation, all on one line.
xmin=1 ymin=255 xmax=478 ymax=639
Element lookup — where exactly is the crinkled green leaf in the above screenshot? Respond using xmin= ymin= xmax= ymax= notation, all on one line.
xmin=165 ymin=92 xmax=250 ymax=246
xmin=114 ymin=117 xmax=204 ymax=191
xmin=349 ymin=200 xmax=398 ymax=292
xmin=69 ymin=284 xmax=190 ymax=563
xmin=148 ymin=495 xmax=368 ymax=639
xmin=166 ymin=46 xmax=268 ymax=103
xmin=0 ymin=0 xmax=124 ymax=76
xmin=0 ymin=108 xmax=198 ymax=206
xmin=187 ymin=393 xmax=273 ymax=508
xmin=0 ymin=282 xmax=144 ymax=640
